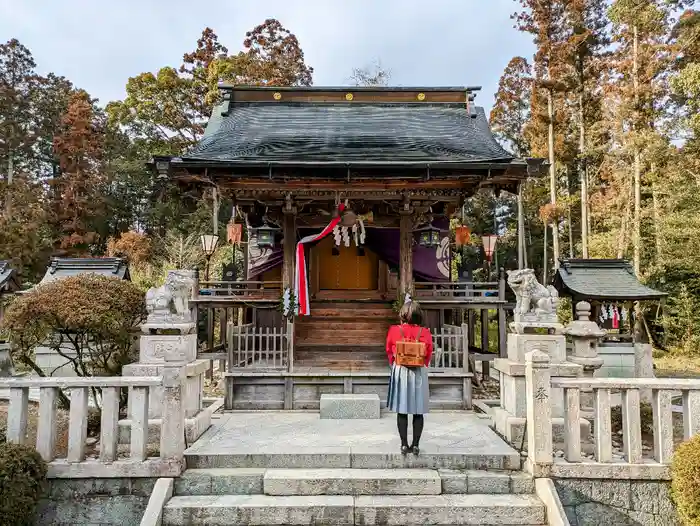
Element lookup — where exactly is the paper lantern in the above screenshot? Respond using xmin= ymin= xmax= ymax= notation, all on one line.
xmin=227 ymin=222 xmax=242 ymax=244
xmin=455 ymin=226 xmax=471 ymax=246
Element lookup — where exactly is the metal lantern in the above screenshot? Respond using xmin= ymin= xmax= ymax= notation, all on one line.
xmin=255 ymin=221 xmax=281 ymax=248
xmin=481 ymin=234 xmax=498 ymax=262
xmin=200 ymin=234 xmax=220 ymax=257
xmin=414 ymin=224 xmax=443 ymax=248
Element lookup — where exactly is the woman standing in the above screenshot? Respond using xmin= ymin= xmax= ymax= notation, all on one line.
xmin=386 ymin=297 xmax=433 ymax=455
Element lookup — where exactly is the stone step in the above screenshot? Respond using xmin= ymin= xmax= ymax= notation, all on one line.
xmin=174 ymin=468 xmax=265 ymax=496
xmin=162 ymin=493 xmax=545 ymax=525
xmin=263 ymin=468 xmax=441 ymax=496
xmin=173 ymin=467 xmax=535 ymax=497
xmin=354 ymin=494 xmax=546 ymax=525
xmin=184 ymin=450 xmax=521 ymax=471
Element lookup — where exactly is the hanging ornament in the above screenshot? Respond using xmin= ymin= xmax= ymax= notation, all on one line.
xmin=455 ymin=225 xmax=471 ymax=246
xmin=227 ymin=222 xmax=242 ymax=244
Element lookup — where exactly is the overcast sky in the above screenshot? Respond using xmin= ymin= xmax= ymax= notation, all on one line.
xmin=1 ymin=0 xmax=534 ymax=114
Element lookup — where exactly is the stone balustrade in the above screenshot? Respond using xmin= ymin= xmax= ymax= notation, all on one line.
xmin=1 ymin=373 xmax=186 ymax=479
xmin=525 ymin=350 xmax=700 ymax=480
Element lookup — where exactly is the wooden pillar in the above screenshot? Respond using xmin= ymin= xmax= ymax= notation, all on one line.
xmin=282 ymin=207 xmax=297 ymax=292
xmin=480 ymin=309 xmax=489 ymax=353
xmin=399 ymin=210 xmax=414 ymax=297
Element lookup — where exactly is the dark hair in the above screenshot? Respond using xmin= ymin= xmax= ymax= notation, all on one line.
xmin=399 ymin=300 xmax=424 ymax=326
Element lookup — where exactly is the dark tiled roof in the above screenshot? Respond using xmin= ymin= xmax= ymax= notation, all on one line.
xmin=0 ymin=261 xmax=19 ymax=293
xmin=183 ymin=102 xmax=514 ymax=164
xmin=553 ymin=259 xmax=666 ymax=301
xmin=39 ymin=257 xmax=130 ymax=284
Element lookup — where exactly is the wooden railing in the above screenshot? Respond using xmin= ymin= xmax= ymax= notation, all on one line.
xmin=524 ymin=350 xmax=700 ymax=479
xmin=414 ymin=280 xmax=503 ymax=300
xmin=1 ymin=373 xmax=185 ymax=479
xmin=227 ymin=321 xmax=294 ymax=371
xmin=197 ymin=280 xmax=282 ymax=300
xmin=431 ymin=324 xmax=467 ymax=368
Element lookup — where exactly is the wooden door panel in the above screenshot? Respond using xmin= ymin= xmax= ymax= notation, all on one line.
xmin=315 ymin=236 xmax=378 ymax=290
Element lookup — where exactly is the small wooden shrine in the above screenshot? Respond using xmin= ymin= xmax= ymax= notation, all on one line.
xmin=553 ymin=258 xmax=667 ymax=341
xmin=153 ymin=85 xmax=544 ymax=410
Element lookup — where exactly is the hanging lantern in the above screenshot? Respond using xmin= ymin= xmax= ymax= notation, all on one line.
xmin=481 ymin=234 xmax=498 ymax=262
xmin=255 ymin=220 xmax=281 ymax=248
xmin=414 ymin=223 xmax=443 ymax=248
xmin=227 ymin=222 xmax=243 ymax=245
xmin=455 ymin=225 xmax=471 ymax=246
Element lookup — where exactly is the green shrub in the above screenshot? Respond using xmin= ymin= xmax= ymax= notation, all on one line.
xmin=672 ymin=434 xmax=700 ymax=525
xmin=611 ymin=402 xmax=654 ymax=435
xmin=0 ymin=443 xmax=47 ymax=526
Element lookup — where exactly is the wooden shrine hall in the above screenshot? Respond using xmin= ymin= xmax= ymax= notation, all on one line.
xmin=152 ymin=85 xmax=545 ymax=410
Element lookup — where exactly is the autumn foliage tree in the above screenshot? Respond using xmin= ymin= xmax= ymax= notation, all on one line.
xmin=50 ymin=91 xmax=107 ymax=256
xmin=3 ymin=274 xmax=146 ymax=381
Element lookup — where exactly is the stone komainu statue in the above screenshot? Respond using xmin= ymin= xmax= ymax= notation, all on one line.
xmin=507 ymin=268 xmax=559 ymax=317
xmin=145 ymin=270 xmax=195 ymax=324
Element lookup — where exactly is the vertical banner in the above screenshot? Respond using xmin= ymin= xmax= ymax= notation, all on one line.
xmin=294 ymin=204 xmax=344 ymax=316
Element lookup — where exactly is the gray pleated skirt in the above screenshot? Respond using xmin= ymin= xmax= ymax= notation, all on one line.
xmin=386 ymin=363 xmax=430 ymax=415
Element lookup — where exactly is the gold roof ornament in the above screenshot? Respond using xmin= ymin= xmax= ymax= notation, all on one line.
xmin=345 ymin=93 xmax=354 ymax=101
xmin=417 ymin=92 xmax=426 ymax=101
xmin=273 ymin=92 xmax=282 ymax=100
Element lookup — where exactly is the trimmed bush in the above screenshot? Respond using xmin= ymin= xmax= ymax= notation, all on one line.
xmin=0 ymin=443 xmax=47 ymax=526
xmin=672 ymin=434 xmax=700 ymax=525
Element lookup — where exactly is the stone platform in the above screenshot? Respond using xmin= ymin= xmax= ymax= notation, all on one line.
xmin=163 ymin=411 xmax=547 ymax=525
xmin=184 ymin=411 xmax=520 ymax=470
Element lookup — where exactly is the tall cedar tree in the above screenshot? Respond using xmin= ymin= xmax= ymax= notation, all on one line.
xmin=514 ymin=0 xmax=570 ymax=273
xmin=491 ymin=56 xmax=537 ymax=269
xmin=0 ymin=39 xmax=37 ymax=185
xmin=563 ymin=0 xmax=610 ymax=257
xmin=51 ymin=91 xmax=106 ymax=255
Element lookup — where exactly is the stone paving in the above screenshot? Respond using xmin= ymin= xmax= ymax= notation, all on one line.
xmin=185 ymin=410 xmax=518 ymax=457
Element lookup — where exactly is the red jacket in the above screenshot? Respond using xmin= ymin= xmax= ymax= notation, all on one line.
xmin=385 ymin=324 xmax=434 ymax=367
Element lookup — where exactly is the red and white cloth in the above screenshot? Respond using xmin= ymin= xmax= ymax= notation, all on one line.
xmin=294 ymin=204 xmax=345 ymax=316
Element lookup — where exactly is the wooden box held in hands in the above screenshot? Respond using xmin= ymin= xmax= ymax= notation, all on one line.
xmin=395 ymin=339 xmax=427 ymax=367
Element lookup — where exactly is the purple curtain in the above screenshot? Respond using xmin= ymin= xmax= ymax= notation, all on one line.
xmin=249 ymin=221 xmax=451 ymax=282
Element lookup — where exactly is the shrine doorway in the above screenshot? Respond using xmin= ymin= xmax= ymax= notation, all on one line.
xmin=314 ymin=236 xmax=379 ymax=291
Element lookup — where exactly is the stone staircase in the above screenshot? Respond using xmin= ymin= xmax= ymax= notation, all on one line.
xmin=294 ymin=302 xmax=395 ymax=369
xmin=162 ymin=458 xmax=547 ymax=525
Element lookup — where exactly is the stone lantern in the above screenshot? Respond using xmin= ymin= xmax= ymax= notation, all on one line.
xmin=564 ymin=301 xmax=606 ymax=418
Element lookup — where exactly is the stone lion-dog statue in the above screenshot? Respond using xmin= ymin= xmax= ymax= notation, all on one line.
xmin=145 ymin=270 xmax=195 ymax=324
xmin=507 ymin=268 xmax=559 ymax=317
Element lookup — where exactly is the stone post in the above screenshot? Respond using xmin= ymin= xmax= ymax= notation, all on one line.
xmin=564 ymin=301 xmax=605 ymax=418
xmin=525 ymin=350 xmax=553 ymax=474
xmin=160 ymin=347 xmax=185 ymax=464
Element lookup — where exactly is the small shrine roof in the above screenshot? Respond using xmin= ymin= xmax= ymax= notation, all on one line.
xmin=38 ymin=257 xmax=130 ymax=285
xmin=553 ymin=259 xmax=666 ymax=301
xmin=0 ymin=261 xmax=20 ymax=293
xmin=177 ymin=85 xmax=517 ymax=166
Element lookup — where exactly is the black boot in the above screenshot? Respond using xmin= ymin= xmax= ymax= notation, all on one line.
xmin=411 ymin=414 xmax=424 ymax=455
xmin=397 ymin=413 xmax=409 ymax=455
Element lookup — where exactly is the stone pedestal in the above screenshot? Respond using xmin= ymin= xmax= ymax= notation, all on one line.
xmin=491 ymin=324 xmax=588 ymax=445
xmin=119 ymin=319 xmax=213 ymax=444
xmin=564 ymin=302 xmax=606 ymax=419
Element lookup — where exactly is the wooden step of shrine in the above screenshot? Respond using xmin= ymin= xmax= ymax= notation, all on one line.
xmin=294 ymin=344 xmax=387 ymax=370
xmin=296 ymin=328 xmax=389 ymax=345
xmin=305 ymin=301 xmax=395 ymax=320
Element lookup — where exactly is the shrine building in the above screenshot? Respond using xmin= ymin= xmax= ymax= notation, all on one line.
xmin=152 ymin=85 xmax=545 ymax=410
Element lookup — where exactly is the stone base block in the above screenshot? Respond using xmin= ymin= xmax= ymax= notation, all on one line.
xmin=319 ymin=394 xmax=380 ymax=419
xmin=123 ymin=359 xmax=208 ymax=419
xmin=507 ymin=333 xmax=566 ymax=363
xmin=118 ymin=398 xmax=222 ymax=445
xmin=140 ymin=333 xmax=197 ymax=364
xmin=489 ymin=405 xmax=590 ymax=446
